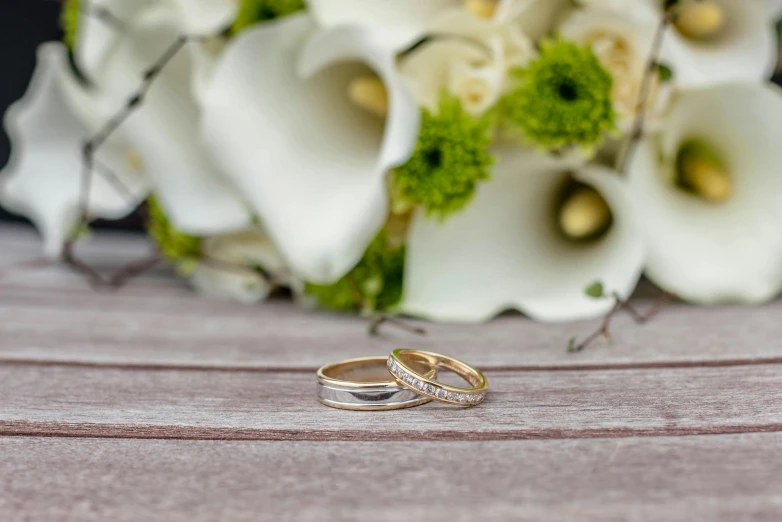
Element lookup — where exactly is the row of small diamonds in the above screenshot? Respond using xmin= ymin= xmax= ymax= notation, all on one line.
xmin=387 ymin=357 xmax=485 ymax=404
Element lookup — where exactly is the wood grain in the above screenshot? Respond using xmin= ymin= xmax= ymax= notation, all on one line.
xmin=4 ymin=269 xmax=782 ymax=372
xmin=1 ymin=363 xmax=781 ymax=441
xmin=1 ymin=434 xmax=781 ymax=521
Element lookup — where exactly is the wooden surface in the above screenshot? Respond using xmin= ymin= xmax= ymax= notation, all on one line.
xmin=1 ymin=224 xmax=781 ymax=520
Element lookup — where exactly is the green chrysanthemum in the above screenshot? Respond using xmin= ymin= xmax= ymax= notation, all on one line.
xmin=146 ymin=197 xmax=202 ymax=275
xmin=231 ymin=0 xmax=306 ymax=33
xmin=394 ymin=95 xmax=494 ymax=219
xmin=61 ymin=0 xmax=80 ymax=49
xmin=502 ymin=39 xmax=616 ymax=150
xmin=306 ymin=231 xmax=406 ymax=313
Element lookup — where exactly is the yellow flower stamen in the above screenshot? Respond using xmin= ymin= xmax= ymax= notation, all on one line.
xmin=124 ymin=149 xmax=143 ymax=172
xmin=677 ymin=141 xmax=731 ymax=203
xmin=674 ymin=1 xmax=725 ymax=40
xmin=464 ymin=0 xmax=497 ymax=19
xmin=348 ymin=76 xmax=388 ymax=118
xmin=559 ymin=187 xmax=612 ymax=240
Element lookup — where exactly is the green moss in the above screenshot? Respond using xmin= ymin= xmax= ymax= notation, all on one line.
xmin=61 ymin=0 xmax=80 ymax=50
xmin=394 ymin=95 xmax=494 ymax=219
xmin=306 ymin=231 xmax=406 ymax=313
xmin=146 ymin=197 xmax=202 ymax=275
xmin=231 ymin=0 xmax=306 ymax=33
xmin=501 ymin=39 xmax=616 ymax=151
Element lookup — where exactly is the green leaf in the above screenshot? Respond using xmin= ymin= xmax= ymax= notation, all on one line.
xmin=145 ymin=196 xmax=202 ymax=267
xmin=584 ymin=281 xmax=605 ymax=299
xmin=232 ymin=0 xmax=306 ymax=33
xmin=305 ymin=230 xmax=406 ymax=313
xmin=657 ymin=63 xmax=673 ymax=83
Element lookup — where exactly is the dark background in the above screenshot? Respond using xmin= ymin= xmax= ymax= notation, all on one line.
xmin=2 ymin=3 xmax=781 ymax=230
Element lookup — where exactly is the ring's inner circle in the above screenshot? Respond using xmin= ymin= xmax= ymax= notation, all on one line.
xmin=398 ymin=351 xmax=484 ymax=388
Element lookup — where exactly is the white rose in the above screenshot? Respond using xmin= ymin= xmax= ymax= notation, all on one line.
xmin=560 ymin=8 xmax=670 ymax=130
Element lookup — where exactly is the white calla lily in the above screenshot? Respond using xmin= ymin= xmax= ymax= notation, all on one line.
xmin=307 ymin=0 xmax=459 ymax=51
xmin=0 ymin=44 xmax=148 ymax=256
xmin=77 ymin=3 xmax=252 ymax=236
xmin=167 ymin=0 xmax=239 ymax=34
xmin=511 ymin=0 xmax=572 ymax=40
xmin=628 ymin=83 xmax=782 ymax=304
xmin=200 ymin=14 xmax=420 ymax=283
xmin=190 ymin=230 xmax=296 ymax=303
xmin=767 ymin=0 xmax=782 ymax=19
xmin=582 ymin=0 xmax=776 ymax=88
xmin=402 ymin=149 xmax=645 ymax=323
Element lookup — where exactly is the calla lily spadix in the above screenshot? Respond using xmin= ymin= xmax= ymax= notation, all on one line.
xmin=401 ymin=149 xmax=645 ymax=323
xmin=628 ymin=82 xmax=782 ymax=304
xmin=200 ymin=14 xmax=420 ymax=284
xmin=0 ymin=44 xmax=149 ymax=256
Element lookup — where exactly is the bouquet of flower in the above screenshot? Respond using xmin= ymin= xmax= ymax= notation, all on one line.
xmin=2 ymin=0 xmax=782 ymax=324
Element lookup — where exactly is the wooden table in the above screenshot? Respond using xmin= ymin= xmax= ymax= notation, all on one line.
xmin=1 ymin=224 xmax=781 ymax=521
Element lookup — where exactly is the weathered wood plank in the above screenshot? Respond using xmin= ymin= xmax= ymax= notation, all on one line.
xmin=1 ymin=363 xmax=781 ymax=440
xmin=1 ymin=434 xmax=780 ymax=521
xmin=3 ymin=291 xmax=782 ymax=370
xmin=4 ymin=225 xmax=782 ymax=371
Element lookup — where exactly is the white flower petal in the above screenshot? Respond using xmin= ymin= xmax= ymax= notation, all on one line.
xmin=201 ymin=14 xmax=420 ymax=283
xmin=73 ymin=0 xmax=156 ymax=80
xmin=768 ymin=0 xmax=782 ymax=19
xmin=86 ymin=8 xmax=251 ymax=235
xmin=585 ymin=0 xmax=776 ymax=87
xmin=513 ymin=0 xmax=573 ymax=40
xmin=399 ymin=8 xmax=531 ymax=115
xmin=189 ymin=229 xmax=293 ymax=303
xmin=168 ymin=0 xmax=238 ymax=34
xmin=189 ymin=265 xmax=273 ymax=303
xmin=402 ymin=148 xmax=645 ymax=323
xmin=629 ymin=83 xmax=782 ymax=304
xmin=306 ymin=0 xmax=459 ymax=51
xmin=0 ymin=44 xmax=148 ymax=256
xmin=663 ymin=0 xmax=776 ymax=87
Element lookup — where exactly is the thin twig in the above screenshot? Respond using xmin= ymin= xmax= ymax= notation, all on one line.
xmin=615 ymin=12 xmax=672 ymax=174
xmin=369 ymin=314 xmax=427 ymax=337
xmin=568 ymin=291 xmax=676 ymax=353
xmin=108 ymin=254 xmax=161 ymax=287
xmin=62 ymin=31 xmax=208 ymax=290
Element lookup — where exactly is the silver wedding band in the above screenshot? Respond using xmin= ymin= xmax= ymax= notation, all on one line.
xmin=316 ymin=356 xmax=436 ymax=411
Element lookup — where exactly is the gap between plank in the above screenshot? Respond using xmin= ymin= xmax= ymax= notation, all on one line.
xmin=0 ymin=357 xmax=781 ymax=373
xmin=2 ymin=421 xmax=782 ymax=442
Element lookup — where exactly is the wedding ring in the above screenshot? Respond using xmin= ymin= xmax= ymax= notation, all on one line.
xmin=387 ymin=349 xmax=488 ymax=406
xmin=317 ymin=356 xmax=437 ymax=411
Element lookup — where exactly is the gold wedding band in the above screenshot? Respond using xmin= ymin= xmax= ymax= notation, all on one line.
xmin=316 ymin=356 xmax=437 ymax=411
xmin=387 ymin=349 xmax=488 ymax=406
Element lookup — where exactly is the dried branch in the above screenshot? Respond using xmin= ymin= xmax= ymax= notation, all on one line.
xmin=615 ymin=12 xmax=672 ymax=174
xmin=62 ymin=28 xmax=208 ymax=289
xmin=568 ymin=291 xmax=675 ymax=353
